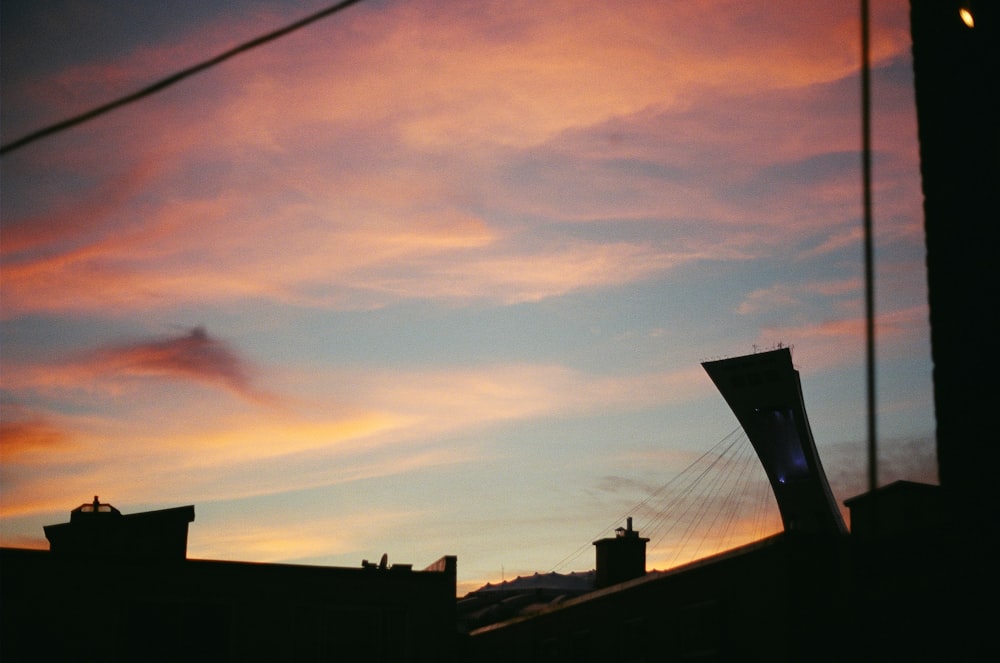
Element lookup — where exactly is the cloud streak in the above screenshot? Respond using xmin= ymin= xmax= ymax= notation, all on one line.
xmin=88 ymin=326 xmax=266 ymax=398
xmin=1 ymin=0 xmax=921 ymax=320
xmin=3 ymin=327 xmax=278 ymax=407
xmin=0 ymin=358 xmax=714 ymax=522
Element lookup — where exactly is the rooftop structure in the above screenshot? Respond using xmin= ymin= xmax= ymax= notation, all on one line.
xmin=43 ymin=496 xmax=195 ymax=561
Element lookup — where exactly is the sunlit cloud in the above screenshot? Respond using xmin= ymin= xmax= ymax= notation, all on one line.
xmin=0 ymin=414 xmax=456 ymax=519
xmin=90 ymin=326 xmax=263 ymax=395
xmin=1 ymin=0 xmax=923 ymax=321
xmin=0 ymin=359 xmax=711 ymax=522
xmin=0 ymin=415 xmax=68 ymax=465
xmin=752 ymin=300 xmax=929 ymax=377
xmin=737 ymin=286 xmax=803 ymax=316
xmin=0 ymin=160 xmax=162 ymax=258
xmin=737 ymin=278 xmax=864 ymax=317
xmin=797 ymin=228 xmax=865 ymax=260
xmin=4 ymin=327 xmax=278 ymax=406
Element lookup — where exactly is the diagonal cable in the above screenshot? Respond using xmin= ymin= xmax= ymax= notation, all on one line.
xmin=1 ymin=0 xmax=365 ymax=155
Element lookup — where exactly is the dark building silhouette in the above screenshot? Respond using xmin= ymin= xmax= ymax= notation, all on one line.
xmin=1 ymin=501 xmax=457 ymax=662
xmin=457 ymin=570 xmax=598 ymax=634
xmin=456 ymin=518 xmax=650 ymax=634
xmin=466 ymin=532 xmax=847 ymax=662
xmin=43 ymin=496 xmax=194 ymax=561
xmin=702 ymin=348 xmax=847 ymax=535
xmin=461 ymin=334 xmax=988 ymax=658
xmin=911 ymin=0 xmax=1000 ymax=531
xmin=848 ymin=2 xmax=999 ymax=657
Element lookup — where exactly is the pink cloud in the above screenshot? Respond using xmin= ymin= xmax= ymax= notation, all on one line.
xmin=0 ymin=160 xmax=161 ymax=258
xmin=754 ymin=300 xmax=929 ymax=375
xmin=1 ymin=0 xmax=922 ymax=320
xmin=3 ymin=327 xmax=278 ymax=407
xmin=96 ymin=327 xmax=241 ymax=382
xmin=85 ymin=327 xmax=276 ymax=405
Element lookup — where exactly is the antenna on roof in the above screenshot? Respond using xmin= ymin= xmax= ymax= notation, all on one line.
xmin=379 ymin=553 xmax=388 ymax=570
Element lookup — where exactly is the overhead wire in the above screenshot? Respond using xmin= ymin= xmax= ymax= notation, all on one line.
xmin=0 ymin=0 xmax=365 ymax=156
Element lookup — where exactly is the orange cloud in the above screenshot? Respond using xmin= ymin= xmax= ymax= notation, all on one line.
xmin=0 ymin=160 xmax=161 ymax=258
xmin=0 ymin=417 xmax=68 ymax=465
xmin=0 ymin=358 xmax=712 ymax=523
xmin=3 ymin=327 xmax=278 ymax=406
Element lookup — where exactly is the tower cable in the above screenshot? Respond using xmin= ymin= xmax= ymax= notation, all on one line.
xmin=550 ymin=427 xmax=780 ymax=573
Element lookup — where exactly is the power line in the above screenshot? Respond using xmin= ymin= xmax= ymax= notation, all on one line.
xmin=0 ymin=0 xmax=365 ymax=156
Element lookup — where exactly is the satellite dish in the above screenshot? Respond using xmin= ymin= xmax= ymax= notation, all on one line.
xmin=379 ymin=553 xmax=388 ymax=570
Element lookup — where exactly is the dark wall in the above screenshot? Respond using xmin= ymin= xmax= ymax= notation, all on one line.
xmin=465 ymin=535 xmax=849 ymax=663
xmin=911 ymin=0 xmax=1000 ymax=528
xmin=0 ymin=549 xmax=457 ymax=663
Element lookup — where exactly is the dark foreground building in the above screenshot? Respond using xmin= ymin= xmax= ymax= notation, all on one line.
xmin=461 ymin=2 xmax=999 ymax=659
xmin=462 ymin=479 xmax=966 ymax=662
xmin=466 ymin=532 xmax=848 ymax=662
xmin=0 ymin=499 xmax=457 ymax=662
xmin=458 ymin=347 xmax=978 ymax=660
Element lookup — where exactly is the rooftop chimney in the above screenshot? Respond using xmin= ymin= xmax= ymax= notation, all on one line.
xmin=593 ymin=517 xmax=649 ymax=589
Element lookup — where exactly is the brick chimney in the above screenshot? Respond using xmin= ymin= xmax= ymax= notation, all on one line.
xmin=593 ymin=517 xmax=648 ymax=589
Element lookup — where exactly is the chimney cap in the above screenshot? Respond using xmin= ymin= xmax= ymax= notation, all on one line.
xmin=70 ymin=496 xmax=121 ymax=520
xmin=615 ymin=516 xmax=640 ymax=538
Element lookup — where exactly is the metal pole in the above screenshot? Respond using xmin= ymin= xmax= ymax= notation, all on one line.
xmin=861 ymin=0 xmax=878 ymax=493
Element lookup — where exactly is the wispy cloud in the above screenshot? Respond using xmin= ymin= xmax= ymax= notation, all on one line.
xmin=0 ymin=416 xmax=68 ymax=464
xmin=88 ymin=326 xmax=266 ymax=398
xmin=737 ymin=278 xmax=863 ymax=316
xmin=4 ymin=327 xmax=278 ymax=406
xmin=1 ymin=0 xmax=921 ymax=320
xmin=0 ymin=360 xmax=712 ymax=521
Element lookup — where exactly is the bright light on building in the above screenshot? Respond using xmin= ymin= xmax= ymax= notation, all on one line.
xmin=959 ymin=7 xmax=975 ymax=28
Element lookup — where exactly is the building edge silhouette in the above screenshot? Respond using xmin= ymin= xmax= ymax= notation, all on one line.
xmin=1 ymin=498 xmax=457 ymax=662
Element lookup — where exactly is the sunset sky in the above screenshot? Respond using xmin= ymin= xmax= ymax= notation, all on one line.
xmin=1 ymin=0 xmax=938 ymax=595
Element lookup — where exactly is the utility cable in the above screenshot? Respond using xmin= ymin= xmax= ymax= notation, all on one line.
xmin=0 ymin=0 xmax=365 ymax=156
